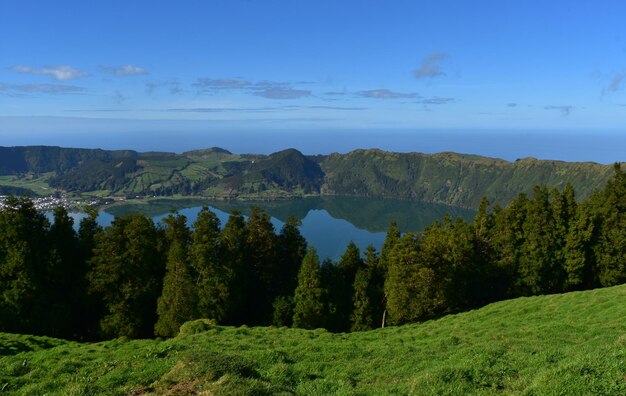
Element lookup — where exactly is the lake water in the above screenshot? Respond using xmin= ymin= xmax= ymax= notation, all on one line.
xmin=60 ymin=197 xmax=475 ymax=260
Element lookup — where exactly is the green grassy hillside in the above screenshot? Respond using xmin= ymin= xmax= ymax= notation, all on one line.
xmin=0 ymin=145 xmax=617 ymax=207
xmin=2 ymin=285 xmax=626 ymax=395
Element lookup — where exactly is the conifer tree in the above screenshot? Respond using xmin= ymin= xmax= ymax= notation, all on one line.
xmin=491 ymin=193 xmax=529 ymax=297
xmin=384 ymin=233 xmax=424 ymax=325
xmin=88 ymin=214 xmax=163 ymax=338
xmin=319 ymin=258 xmax=344 ymax=332
xmin=77 ymin=207 xmax=103 ymax=339
xmin=351 ymin=245 xmax=379 ymax=331
xmin=155 ymin=213 xmax=197 ymax=337
xmin=0 ymin=197 xmax=50 ymax=334
xmin=593 ymin=163 xmax=626 ymax=286
xmin=276 ymin=216 xmax=307 ymax=298
xmin=379 ymin=221 xmax=401 ymax=275
xmin=334 ymin=242 xmax=363 ymax=331
xmin=273 ymin=216 xmax=306 ymax=325
xmin=190 ymin=207 xmax=228 ymax=322
xmin=292 ymin=247 xmax=325 ymax=329
xmin=220 ymin=210 xmax=248 ymax=324
xmin=245 ymin=207 xmax=278 ymax=324
xmin=46 ymin=206 xmax=82 ymax=338
xmin=378 ymin=221 xmax=400 ymax=326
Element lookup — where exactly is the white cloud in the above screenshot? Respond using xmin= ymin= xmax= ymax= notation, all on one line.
xmin=11 ymin=65 xmax=87 ymax=81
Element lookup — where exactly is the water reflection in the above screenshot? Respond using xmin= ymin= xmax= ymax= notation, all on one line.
xmin=98 ymin=197 xmax=474 ymax=260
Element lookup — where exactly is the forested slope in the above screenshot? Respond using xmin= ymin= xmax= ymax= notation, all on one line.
xmin=0 ymin=145 xmax=615 ymax=208
xmin=320 ymin=149 xmax=612 ymax=207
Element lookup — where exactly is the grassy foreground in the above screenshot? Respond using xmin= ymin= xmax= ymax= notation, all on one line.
xmin=2 ymin=286 xmax=626 ymax=395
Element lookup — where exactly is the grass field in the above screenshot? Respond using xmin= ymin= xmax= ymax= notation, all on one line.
xmin=0 ymin=173 xmax=56 ymax=196
xmin=2 ymin=285 xmax=626 ymax=395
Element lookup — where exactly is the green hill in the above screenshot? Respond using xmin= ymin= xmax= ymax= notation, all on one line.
xmin=0 ymin=145 xmax=616 ymax=208
xmin=2 ymin=284 xmax=626 ymax=394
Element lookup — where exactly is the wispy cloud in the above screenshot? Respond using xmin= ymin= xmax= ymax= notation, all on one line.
xmin=11 ymin=65 xmax=88 ymax=81
xmin=325 ymin=91 xmax=347 ymax=96
xmin=414 ymin=52 xmax=449 ymax=80
xmin=146 ymin=81 xmax=182 ymax=95
xmin=100 ymin=65 xmax=147 ymax=76
xmin=166 ymin=105 xmax=365 ymax=113
xmin=193 ymin=78 xmax=251 ymax=91
xmin=356 ymin=89 xmax=419 ymax=99
xmin=544 ymin=105 xmax=574 ymax=116
xmin=420 ymin=97 xmax=454 ymax=105
xmin=603 ymin=71 xmax=626 ymax=95
xmin=307 ymin=105 xmax=365 ymax=110
xmin=253 ymin=87 xmax=311 ymax=99
xmin=0 ymin=83 xmax=84 ymax=94
xmin=113 ymin=91 xmax=127 ymax=103
xmin=507 ymin=102 xmax=518 ymax=107
xmin=193 ymin=78 xmax=312 ymax=99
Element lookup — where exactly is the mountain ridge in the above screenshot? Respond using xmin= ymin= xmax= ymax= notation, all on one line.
xmin=0 ymin=145 xmax=616 ymax=208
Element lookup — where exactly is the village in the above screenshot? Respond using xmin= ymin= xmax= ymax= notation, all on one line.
xmin=0 ymin=194 xmax=105 ymax=211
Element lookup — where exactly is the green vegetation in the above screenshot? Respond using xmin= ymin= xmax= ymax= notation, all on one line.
xmin=0 ymin=145 xmax=616 ymax=208
xmin=0 ymin=173 xmax=55 ymax=196
xmin=2 ymin=284 xmax=626 ymax=394
xmin=3 ymin=152 xmax=626 ymax=393
xmin=3 ymin=165 xmax=626 ymax=342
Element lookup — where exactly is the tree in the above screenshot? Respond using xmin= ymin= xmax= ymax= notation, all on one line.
xmin=385 ymin=233 xmax=423 ymax=325
xmin=155 ymin=213 xmax=198 ymax=337
xmin=190 ymin=207 xmax=228 ymax=322
xmin=491 ymin=193 xmax=528 ymax=297
xmin=0 ymin=197 xmax=50 ymax=334
xmin=351 ymin=245 xmax=379 ymax=331
xmin=45 ymin=206 xmax=83 ymax=338
xmin=378 ymin=221 xmax=401 ymax=326
xmin=334 ymin=242 xmax=363 ymax=331
xmin=219 ymin=210 xmax=248 ymax=324
xmin=379 ymin=221 xmax=401 ymax=275
xmin=78 ymin=207 xmax=104 ymax=339
xmin=276 ymin=216 xmax=307 ymax=298
xmin=592 ymin=164 xmax=626 ymax=287
xmin=292 ymin=247 xmax=325 ymax=329
xmin=272 ymin=216 xmax=307 ymax=326
xmin=88 ymin=214 xmax=163 ymax=338
xmin=244 ymin=207 xmax=279 ymax=324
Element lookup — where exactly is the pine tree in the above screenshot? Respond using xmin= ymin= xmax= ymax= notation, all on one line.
xmin=77 ymin=207 xmax=103 ymax=339
xmin=334 ymin=242 xmax=363 ymax=331
xmin=351 ymin=245 xmax=379 ymax=331
xmin=46 ymin=206 xmax=82 ymax=338
xmin=276 ymin=216 xmax=307 ymax=298
xmin=190 ymin=207 xmax=228 ymax=322
xmin=219 ymin=210 xmax=248 ymax=324
xmin=155 ymin=213 xmax=197 ymax=337
xmin=385 ymin=233 xmax=425 ymax=325
xmin=593 ymin=163 xmax=626 ymax=286
xmin=378 ymin=221 xmax=400 ymax=327
xmin=88 ymin=214 xmax=163 ymax=338
xmin=292 ymin=247 xmax=325 ymax=329
xmin=491 ymin=193 xmax=529 ymax=297
xmin=379 ymin=221 xmax=401 ymax=275
xmin=245 ymin=207 xmax=278 ymax=324
xmin=0 ymin=197 xmax=50 ymax=334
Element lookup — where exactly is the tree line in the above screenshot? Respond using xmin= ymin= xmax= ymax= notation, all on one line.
xmin=1 ymin=164 xmax=626 ymax=340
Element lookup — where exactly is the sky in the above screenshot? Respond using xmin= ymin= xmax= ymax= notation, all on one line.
xmin=1 ymin=1 xmax=626 ymax=161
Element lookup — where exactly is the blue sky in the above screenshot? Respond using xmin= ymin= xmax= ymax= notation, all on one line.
xmin=1 ymin=1 xmax=626 ymax=158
